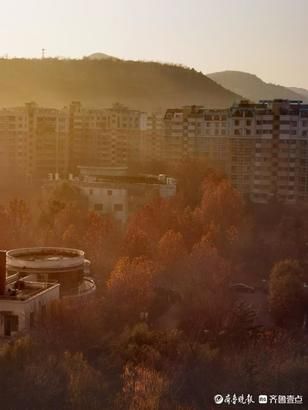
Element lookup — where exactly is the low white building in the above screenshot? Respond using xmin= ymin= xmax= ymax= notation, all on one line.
xmin=0 ymin=246 xmax=97 ymax=338
xmin=0 ymin=280 xmax=60 ymax=337
xmin=0 ymin=250 xmax=60 ymax=337
xmin=77 ymin=168 xmax=177 ymax=224
xmin=44 ymin=168 xmax=177 ymax=224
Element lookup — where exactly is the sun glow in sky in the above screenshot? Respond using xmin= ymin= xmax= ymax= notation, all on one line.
xmin=2 ymin=0 xmax=308 ymax=88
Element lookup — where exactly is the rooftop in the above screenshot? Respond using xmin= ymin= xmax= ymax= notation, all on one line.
xmin=0 ymin=279 xmax=59 ymax=302
xmin=81 ymin=175 xmax=169 ymax=185
xmin=7 ymin=247 xmax=85 ymax=271
xmin=12 ymin=250 xmax=80 ymax=262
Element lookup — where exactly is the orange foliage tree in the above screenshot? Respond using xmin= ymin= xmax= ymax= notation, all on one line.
xmin=106 ymin=257 xmax=157 ymax=327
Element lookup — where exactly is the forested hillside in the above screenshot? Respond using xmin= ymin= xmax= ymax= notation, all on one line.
xmin=0 ymin=58 xmax=240 ymax=110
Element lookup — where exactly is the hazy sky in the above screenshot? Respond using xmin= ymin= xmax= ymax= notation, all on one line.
xmin=2 ymin=0 xmax=308 ymax=88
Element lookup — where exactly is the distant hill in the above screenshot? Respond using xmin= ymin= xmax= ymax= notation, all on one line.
xmin=0 ymin=58 xmax=241 ymax=111
xmin=289 ymin=87 xmax=308 ymax=102
xmin=85 ymin=52 xmax=120 ymax=61
xmin=207 ymin=70 xmax=304 ymax=102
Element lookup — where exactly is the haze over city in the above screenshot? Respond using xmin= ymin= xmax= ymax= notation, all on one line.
xmin=0 ymin=1 xmax=307 ymax=409
xmin=2 ymin=0 xmax=308 ymax=88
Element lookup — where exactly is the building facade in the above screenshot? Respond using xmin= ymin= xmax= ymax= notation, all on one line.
xmin=79 ymin=173 xmax=176 ymax=224
xmin=45 ymin=167 xmax=177 ymax=225
xmin=0 ymin=101 xmax=149 ymax=184
xmin=0 ymin=246 xmax=96 ymax=338
xmin=1 ymin=99 xmax=308 ymax=204
xmin=140 ymin=112 xmax=164 ymax=166
xmin=163 ymin=100 xmax=308 ymax=204
xmin=68 ymin=102 xmax=147 ymax=173
xmin=163 ymin=106 xmax=230 ymax=172
xmin=0 ymin=102 xmax=70 ymax=183
xmin=0 ymin=251 xmax=60 ymax=338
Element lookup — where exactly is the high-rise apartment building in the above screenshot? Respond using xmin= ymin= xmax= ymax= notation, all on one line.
xmin=0 ymin=102 xmax=148 ymax=184
xmin=0 ymin=107 xmax=28 ymax=181
xmin=163 ymin=100 xmax=308 ymax=203
xmin=68 ymin=102 xmax=147 ymax=173
xmin=140 ymin=112 xmax=164 ymax=166
xmin=163 ymin=105 xmax=230 ymax=172
xmin=249 ymin=100 xmax=308 ymax=203
xmin=0 ymin=102 xmax=69 ymax=182
xmin=1 ymin=99 xmax=308 ymax=204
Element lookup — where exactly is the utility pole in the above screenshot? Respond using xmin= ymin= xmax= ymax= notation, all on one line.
xmin=41 ymin=48 xmax=46 ymax=59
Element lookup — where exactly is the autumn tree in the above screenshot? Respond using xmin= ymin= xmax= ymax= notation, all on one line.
xmin=39 ymin=203 xmax=85 ymax=246
xmin=6 ymin=199 xmax=32 ymax=247
xmin=195 ymin=178 xmax=245 ymax=256
xmin=269 ymin=260 xmax=305 ymax=327
xmin=39 ymin=182 xmax=87 ymax=229
xmin=106 ymin=257 xmax=156 ymax=327
xmin=171 ymin=157 xmax=223 ymax=207
xmin=122 ymin=227 xmax=152 ymax=259
xmin=156 ymin=230 xmax=188 ymax=289
xmin=37 ymin=298 xmax=105 ymax=353
xmin=198 ymin=177 xmax=244 ymax=231
xmin=179 ymin=238 xmax=232 ymax=339
xmin=158 ymin=230 xmax=187 ymax=267
xmin=118 ymin=364 xmax=167 ymax=410
xmin=83 ymin=211 xmax=119 ymax=276
xmin=0 ymin=205 xmax=12 ymax=247
xmin=62 ymin=352 xmax=107 ymax=410
xmin=126 ymin=195 xmax=204 ymax=259
xmin=62 ymin=224 xmax=81 ymax=249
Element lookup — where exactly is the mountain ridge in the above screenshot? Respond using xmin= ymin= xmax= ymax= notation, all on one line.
xmin=0 ymin=58 xmax=241 ymax=111
xmin=207 ymin=70 xmax=306 ymax=102
xmin=289 ymin=87 xmax=308 ymax=101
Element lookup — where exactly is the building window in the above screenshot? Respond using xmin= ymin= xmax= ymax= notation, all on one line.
xmin=11 ymin=315 xmax=19 ymax=331
xmin=4 ymin=315 xmax=19 ymax=336
xmin=94 ymin=203 xmax=103 ymax=211
xmin=114 ymin=203 xmax=123 ymax=212
xmin=107 ymin=190 xmax=112 ymax=196
xmin=89 ymin=189 xmax=93 ymax=195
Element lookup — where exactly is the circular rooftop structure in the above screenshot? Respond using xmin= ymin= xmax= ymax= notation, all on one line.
xmin=7 ymin=247 xmax=85 ymax=272
xmin=6 ymin=247 xmax=95 ymax=298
